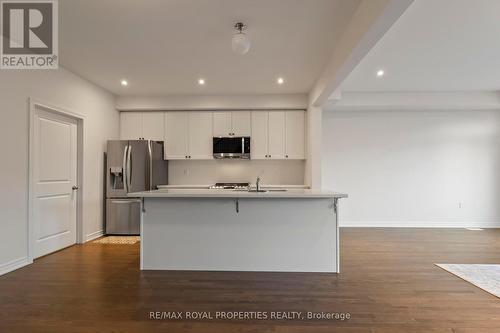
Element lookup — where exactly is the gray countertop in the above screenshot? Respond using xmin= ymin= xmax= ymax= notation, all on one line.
xmin=156 ymin=184 xmax=311 ymax=190
xmin=129 ymin=188 xmax=347 ymax=199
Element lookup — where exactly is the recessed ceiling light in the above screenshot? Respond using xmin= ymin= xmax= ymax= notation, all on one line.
xmin=121 ymin=80 xmax=128 ymax=86
xmin=277 ymin=77 xmax=284 ymax=85
xmin=376 ymin=69 xmax=385 ymax=77
xmin=198 ymin=78 xmax=205 ymax=85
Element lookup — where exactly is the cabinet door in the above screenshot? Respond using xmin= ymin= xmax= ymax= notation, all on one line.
xmin=142 ymin=112 xmax=165 ymax=141
xmin=231 ymin=111 xmax=251 ymax=136
xmin=250 ymin=111 xmax=269 ymax=159
xmin=213 ymin=112 xmax=232 ymax=136
xmin=164 ymin=112 xmax=188 ymax=159
xmin=120 ymin=112 xmax=142 ymax=140
xmin=285 ymin=111 xmax=305 ymax=159
xmin=267 ymin=111 xmax=285 ymax=159
xmin=187 ymin=112 xmax=213 ymax=159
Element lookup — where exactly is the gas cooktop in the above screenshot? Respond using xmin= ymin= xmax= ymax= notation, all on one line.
xmin=210 ymin=182 xmax=250 ymax=190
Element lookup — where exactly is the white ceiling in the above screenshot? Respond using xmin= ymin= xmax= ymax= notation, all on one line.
xmin=341 ymin=0 xmax=500 ymax=92
xmin=60 ymin=0 xmax=360 ymax=96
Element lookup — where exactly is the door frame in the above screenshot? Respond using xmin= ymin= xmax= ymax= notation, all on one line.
xmin=28 ymin=98 xmax=86 ymax=262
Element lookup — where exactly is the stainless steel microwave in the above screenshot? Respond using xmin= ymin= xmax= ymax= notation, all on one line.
xmin=213 ymin=137 xmax=250 ymax=159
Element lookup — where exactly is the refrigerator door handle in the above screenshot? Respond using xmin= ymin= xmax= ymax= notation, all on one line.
xmin=122 ymin=145 xmax=129 ymax=193
xmin=148 ymin=141 xmax=153 ymax=190
xmin=127 ymin=144 xmax=132 ymax=191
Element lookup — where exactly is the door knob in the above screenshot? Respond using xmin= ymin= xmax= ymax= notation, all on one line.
xmin=72 ymin=186 xmax=79 ymax=191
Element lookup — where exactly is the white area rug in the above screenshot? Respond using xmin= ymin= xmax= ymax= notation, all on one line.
xmin=92 ymin=236 xmax=140 ymax=245
xmin=436 ymin=264 xmax=500 ymax=298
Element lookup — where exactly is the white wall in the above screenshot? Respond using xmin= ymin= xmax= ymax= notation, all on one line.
xmin=169 ymin=160 xmax=305 ymax=185
xmin=0 ymin=68 xmax=118 ymax=274
xmin=322 ymin=109 xmax=500 ymax=227
xmin=116 ymin=94 xmax=308 ymax=111
xmin=305 ymin=104 xmax=322 ymax=188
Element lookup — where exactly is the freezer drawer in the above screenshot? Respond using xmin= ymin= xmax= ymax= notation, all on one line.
xmin=106 ymin=199 xmax=141 ymax=235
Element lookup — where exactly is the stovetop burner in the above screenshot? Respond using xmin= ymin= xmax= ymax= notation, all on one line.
xmin=210 ymin=182 xmax=250 ymax=189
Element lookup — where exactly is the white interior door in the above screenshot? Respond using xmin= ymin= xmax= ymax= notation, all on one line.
xmin=33 ymin=108 xmax=78 ymax=258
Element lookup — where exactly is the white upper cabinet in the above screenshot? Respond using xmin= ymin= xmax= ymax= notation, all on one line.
xmin=164 ymin=112 xmax=188 ymax=160
xmin=120 ymin=112 xmax=164 ymax=141
xmin=213 ymin=112 xmax=232 ymax=137
xmin=142 ymin=113 xmax=165 ymax=141
xmin=250 ymin=110 xmax=305 ymax=160
xmin=122 ymin=110 xmax=305 ymax=161
xmin=285 ymin=111 xmax=305 ymax=159
xmin=251 ymin=111 xmax=269 ymax=160
xmin=268 ymin=111 xmax=285 ymax=159
xmin=231 ymin=111 xmax=251 ymax=136
xmin=213 ymin=111 xmax=251 ymax=137
xmin=251 ymin=111 xmax=285 ymax=159
xmin=187 ymin=112 xmax=213 ymax=159
xmin=164 ymin=111 xmax=213 ymax=160
xmin=120 ymin=112 xmax=143 ymax=140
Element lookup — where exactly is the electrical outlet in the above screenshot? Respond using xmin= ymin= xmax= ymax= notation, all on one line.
xmin=458 ymin=202 xmax=463 ymax=209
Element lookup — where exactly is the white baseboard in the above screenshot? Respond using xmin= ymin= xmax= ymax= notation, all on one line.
xmin=340 ymin=221 xmax=500 ymax=228
xmin=85 ymin=229 xmax=104 ymax=242
xmin=0 ymin=257 xmax=31 ymax=276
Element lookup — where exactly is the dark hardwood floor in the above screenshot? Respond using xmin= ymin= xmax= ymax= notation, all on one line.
xmin=1 ymin=228 xmax=499 ymax=333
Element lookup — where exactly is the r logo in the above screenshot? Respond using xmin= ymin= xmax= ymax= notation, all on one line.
xmin=2 ymin=2 xmax=53 ymax=54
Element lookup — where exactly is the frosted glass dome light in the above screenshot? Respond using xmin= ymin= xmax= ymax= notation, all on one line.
xmin=232 ymin=23 xmax=251 ymax=55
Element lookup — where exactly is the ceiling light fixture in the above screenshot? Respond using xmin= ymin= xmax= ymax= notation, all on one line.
xmin=121 ymin=80 xmax=128 ymax=86
xmin=198 ymin=78 xmax=205 ymax=85
xmin=376 ymin=69 xmax=385 ymax=77
xmin=277 ymin=77 xmax=284 ymax=85
xmin=232 ymin=22 xmax=251 ymax=55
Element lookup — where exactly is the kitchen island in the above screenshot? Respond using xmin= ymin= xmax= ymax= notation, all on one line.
xmin=130 ymin=189 xmax=347 ymax=273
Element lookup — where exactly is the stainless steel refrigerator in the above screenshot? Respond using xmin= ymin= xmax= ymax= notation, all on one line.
xmin=105 ymin=140 xmax=168 ymax=235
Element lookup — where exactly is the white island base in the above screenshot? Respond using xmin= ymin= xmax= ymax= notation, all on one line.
xmin=136 ymin=190 xmax=346 ymax=273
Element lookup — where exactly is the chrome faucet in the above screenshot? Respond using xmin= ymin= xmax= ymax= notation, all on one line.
xmin=256 ymin=177 xmax=261 ymax=192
